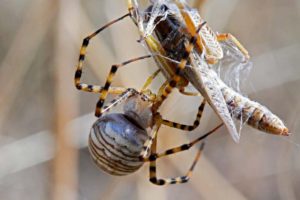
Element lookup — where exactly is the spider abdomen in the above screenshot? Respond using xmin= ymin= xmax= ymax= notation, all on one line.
xmin=89 ymin=113 xmax=148 ymax=176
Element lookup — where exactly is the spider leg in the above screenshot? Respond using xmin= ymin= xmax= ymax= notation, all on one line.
xmin=95 ymin=55 xmax=152 ymax=117
xmin=74 ymin=13 xmax=130 ymax=94
xmin=141 ymin=69 xmax=161 ymax=92
xmin=179 ymin=87 xmax=201 ymax=97
xmin=143 ymin=123 xmax=222 ymax=162
xmin=153 ymin=123 xmax=222 ymax=160
xmin=156 ymin=82 xmax=205 ymax=131
xmin=138 ymin=99 xmax=205 ymax=159
xmin=149 ymin=139 xmax=204 ymax=185
xmin=153 ymin=21 xmax=207 ymax=111
xmin=138 ymin=69 xmax=161 ymax=101
xmin=146 ymin=123 xmax=222 ymax=185
xmin=98 ymin=88 xmax=139 ymax=116
xmin=135 ymin=114 xmax=162 ymax=159
xmin=157 ymin=80 xmax=169 ymax=98
xmin=217 ymin=33 xmax=250 ymax=60
xmin=162 ymin=99 xmax=206 ymax=131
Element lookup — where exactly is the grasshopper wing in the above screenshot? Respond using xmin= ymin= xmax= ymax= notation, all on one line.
xmin=183 ymin=52 xmax=240 ymax=142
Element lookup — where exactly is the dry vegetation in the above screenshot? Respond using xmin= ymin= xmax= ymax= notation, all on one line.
xmin=0 ymin=0 xmax=300 ymax=199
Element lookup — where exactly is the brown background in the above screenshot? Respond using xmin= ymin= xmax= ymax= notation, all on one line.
xmin=0 ymin=0 xmax=299 ymax=199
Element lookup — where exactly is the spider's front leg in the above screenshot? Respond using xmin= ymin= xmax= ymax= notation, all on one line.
xmin=75 ymin=13 xmax=131 ymax=94
xmin=148 ymin=136 xmax=204 ymax=185
xmin=95 ymin=55 xmax=152 ymax=117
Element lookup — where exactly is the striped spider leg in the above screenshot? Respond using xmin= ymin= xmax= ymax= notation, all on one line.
xmin=146 ymin=123 xmax=222 ymax=185
xmin=74 ymin=11 xmax=153 ymax=117
xmin=75 ymin=13 xmax=131 ymax=95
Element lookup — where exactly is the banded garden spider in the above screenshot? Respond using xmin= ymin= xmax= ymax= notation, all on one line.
xmin=87 ymin=70 xmax=222 ymax=185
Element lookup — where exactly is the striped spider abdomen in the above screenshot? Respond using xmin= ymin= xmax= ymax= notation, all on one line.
xmin=89 ymin=113 xmax=149 ymax=176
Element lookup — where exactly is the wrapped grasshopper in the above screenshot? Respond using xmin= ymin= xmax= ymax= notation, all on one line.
xmin=128 ymin=0 xmax=289 ymax=142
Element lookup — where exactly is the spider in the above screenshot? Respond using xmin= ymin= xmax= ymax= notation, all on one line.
xmin=74 ymin=0 xmax=289 ymax=185
xmin=87 ymin=70 xmax=222 ymax=185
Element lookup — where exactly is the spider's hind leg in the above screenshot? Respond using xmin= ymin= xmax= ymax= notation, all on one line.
xmin=141 ymin=123 xmax=223 ymax=186
xmin=149 ymin=138 xmax=205 ymax=186
xmin=162 ymin=99 xmax=206 ymax=131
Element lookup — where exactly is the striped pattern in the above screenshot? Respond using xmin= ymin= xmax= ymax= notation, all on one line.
xmin=162 ymin=99 xmax=206 ymax=131
xmin=138 ymin=118 xmax=162 ymax=159
xmin=73 ymin=12 xmax=152 ymax=118
xmin=89 ymin=114 xmax=148 ymax=176
xmin=146 ymin=124 xmax=223 ymax=185
xmin=154 ymin=123 xmax=222 ymax=160
xmin=148 ymin=135 xmax=203 ymax=185
xmin=74 ymin=13 xmax=130 ymax=94
xmin=199 ymin=24 xmax=223 ymax=63
xmin=153 ymin=21 xmax=207 ymax=110
xmin=95 ymin=55 xmax=151 ymax=117
xmin=149 ymin=143 xmax=202 ymax=185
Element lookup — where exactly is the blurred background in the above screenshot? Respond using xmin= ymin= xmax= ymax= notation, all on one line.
xmin=0 ymin=0 xmax=300 ymax=199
